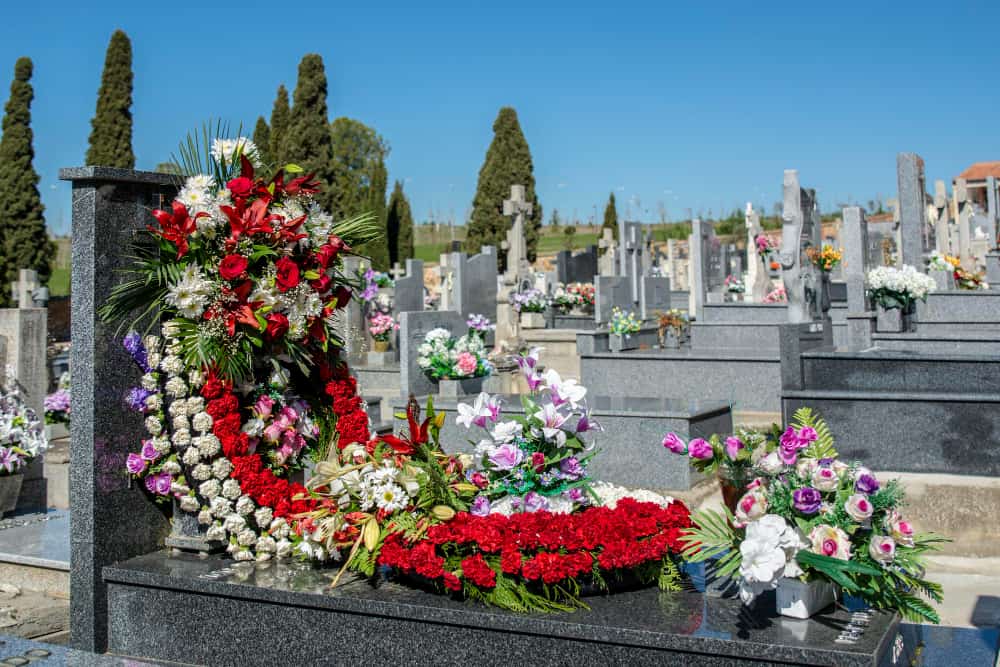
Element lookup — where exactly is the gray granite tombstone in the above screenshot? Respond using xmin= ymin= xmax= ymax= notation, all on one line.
xmin=842 ymin=207 xmax=875 ymax=351
xmin=502 ymin=185 xmax=533 ymax=286
xmin=60 ymin=166 xmax=177 ymax=652
xmin=555 ymin=245 xmax=598 ymax=285
xmin=398 ymin=310 xmax=466 ymax=398
xmin=447 ymin=247 xmax=498 ymax=321
xmin=896 ymin=153 xmax=929 ymax=268
xmin=594 ymin=276 xmax=631 ymax=325
xmin=640 ymin=276 xmax=671 ymax=320
xmin=618 ymin=221 xmax=644 ymax=306
xmin=597 ymin=227 xmax=618 ymax=277
xmin=393 ymin=258 xmax=424 ymax=314
xmin=688 ymin=218 xmax=711 ymax=320
xmin=780 ymin=170 xmax=822 ymax=324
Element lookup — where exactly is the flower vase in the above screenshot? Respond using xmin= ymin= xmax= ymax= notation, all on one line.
xmin=661 ymin=330 xmax=682 ymax=349
xmin=775 ymin=578 xmax=837 ymax=619
xmin=520 ymin=312 xmax=546 ymax=329
xmin=372 ymin=339 xmax=390 ymax=353
xmin=437 ymin=376 xmax=486 ymax=399
xmin=819 ymin=272 xmax=832 ymax=313
xmin=609 ymin=333 xmax=637 ymax=353
xmin=0 ymin=473 xmax=23 ymax=517
xmin=718 ymin=478 xmax=742 ymax=515
xmin=164 ymin=496 xmax=224 ymax=554
xmin=876 ymin=305 xmax=913 ymax=333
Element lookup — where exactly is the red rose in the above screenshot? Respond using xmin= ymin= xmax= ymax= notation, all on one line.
xmin=227 ymin=176 xmax=253 ymax=198
xmin=531 ymin=452 xmax=545 ymax=472
xmin=219 ymin=254 xmax=248 ymax=281
xmin=265 ymin=312 xmax=289 ymax=340
xmin=309 ymin=273 xmax=332 ymax=293
xmin=275 ymin=257 xmax=300 ymax=292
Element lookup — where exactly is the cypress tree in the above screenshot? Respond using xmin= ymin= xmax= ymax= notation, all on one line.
xmin=85 ymin=30 xmax=134 ymax=168
xmin=284 ymin=55 xmax=334 ymax=210
xmin=365 ymin=158 xmax=390 ymax=270
xmin=252 ymin=115 xmax=270 ymax=166
xmin=601 ymin=192 xmax=618 ymax=253
xmin=387 ymin=180 xmax=415 ymax=265
xmin=268 ymin=84 xmax=290 ymax=167
xmin=0 ymin=58 xmax=51 ymax=305
xmin=467 ymin=107 xmax=541 ymax=269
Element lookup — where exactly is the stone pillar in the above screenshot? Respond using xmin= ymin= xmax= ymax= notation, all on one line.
xmin=688 ymin=219 xmax=708 ymax=320
xmin=933 ymin=180 xmax=951 ymax=254
xmin=987 ymin=176 xmax=999 ymax=249
xmin=896 ymin=153 xmax=928 ymax=268
xmin=60 ymin=167 xmax=177 ymax=652
xmin=0 ymin=307 xmax=47 ymax=509
xmin=841 ymin=206 xmax=876 ymax=351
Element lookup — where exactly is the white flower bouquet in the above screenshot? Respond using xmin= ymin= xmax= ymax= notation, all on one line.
xmin=866 ymin=265 xmax=936 ymax=311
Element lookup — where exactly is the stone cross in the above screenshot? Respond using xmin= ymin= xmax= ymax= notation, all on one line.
xmin=688 ymin=218 xmax=710 ymax=320
xmin=779 ymin=170 xmax=822 ymax=324
xmin=597 ymin=227 xmax=617 ymax=276
xmin=842 ymin=206 xmax=875 ymax=351
xmin=955 ymin=179 xmax=974 ymax=269
xmin=986 ymin=176 xmax=999 ymax=250
xmin=618 ymin=221 xmax=644 ymax=305
xmin=11 ymin=268 xmax=41 ymax=308
xmin=745 ymin=203 xmax=770 ymax=302
xmin=896 ymin=153 xmax=929 ymax=268
xmin=502 ymin=185 xmax=532 ymax=284
xmin=390 ymin=262 xmax=405 ymax=281
xmin=932 ymin=180 xmax=951 ymax=255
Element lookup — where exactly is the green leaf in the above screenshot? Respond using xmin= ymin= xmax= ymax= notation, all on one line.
xmin=284 ymin=163 xmax=304 ymax=174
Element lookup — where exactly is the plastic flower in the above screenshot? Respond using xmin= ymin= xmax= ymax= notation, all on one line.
xmin=687 ymin=438 xmax=713 ymax=460
xmin=488 ymin=443 xmax=524 ymax=470
xmin=808 ymin=524 xmax=851 ymax=560
xmin=535 ymin=402 xmax=569 ymax=445
xmin=792 ymin=487 xmax=822 ymax=514
xmin=811 ymin=466 xmax=839 ymax=492
xmin=844 ymin=493 xmax=874 ymax=522
xmin=543 ymin=369 xmax=587 ymax=409
xmin=725 ymin=436 xmax=744 ymax=460
xmin=734 ymin=489 xmax=768 ymax=524
xmin=869 ymin=536 xmax=896 ymax=563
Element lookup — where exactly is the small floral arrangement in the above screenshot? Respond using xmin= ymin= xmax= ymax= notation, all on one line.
xmin=954 ymin=267 xmax=986 ymax=291
xmin=44 ymin=373 xmax=71 ymax=425
xmin=368 ymin=313 xmax=399 ymax=342
xmin=763 ymin=285 xmax=787 ymax=303
xmin=755 ymin=234 xmax=776 ymax=258
xmin=866 ymin=265 xmax=936 ymax=311
xmin=724 ymin=275 xmax=745 ymax=293
xmin=657 ymin=309 xmax=688 ymax=338
xmin=805 ymin=245 xmax=843 ymax=272
xmin=0 ymin=367 xmax=48 ymax=476
xmin=552 ymin=283 xmax=595 ymax=312
xmin=466 ymin=314 xmax=495 ymax=338
xmin=671 ymin=409 xmax=946 ymax=623
xmin=509 ymin=287 xmax=547 ymax=314
xmin=417 ymin=328 xmax=493 ymax=380
xmin=927 ymin=251 xmax=959 ymax=272
xmin=609 ymin=308 xmax=641 ymax=336
xmin=358 ymin=268 xmax=393 ymax=302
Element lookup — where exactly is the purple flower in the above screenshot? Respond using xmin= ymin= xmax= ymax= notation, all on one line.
xmin=564 ymin=487 xmax=588 ymax=505
xmin=470 ymin=495 xmax=491 ymax=517
xmin=662 ymin=432 xmax=687 ymax=454
xmin=792 ymin=487 xmax=822 ymax=514
xmin=140 ymin=439 xmax=159 ymax=462
xmin=0 ymin=447 xmax=23 ymax=474
xmin=559 ymin=457 xmax=585 ymax=480
xmin=126 ymin=452 xmax=147 ymax=475
xmin=688 ymin=438 xmax=713 ymax=460
xmin=123 ymin=332 xmax=150 ymax=372
xmin=125 ymin=387 xmax=153 ymax=413
xmin=147 ymin=472 xmax=172 ymax=495
xmin=44 ymin=389 xmax=71 ymax=413
xmin=855 ymin=474 xmax=880 ymax=495
xmin=488 ymin=443 xmax=525 ymax=471
xmin=523 ymin=491 xmax=549 ymax=513
xmin=576 ymin=410 xmax=601 ymax=434
xmin=725 ymin=436 xmax=744 ymax=461
xmin=778 ymin=443 xmax=799 ymax=466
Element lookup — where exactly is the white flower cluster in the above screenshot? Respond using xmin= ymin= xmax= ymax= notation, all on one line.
xmin=0 ymin=364 xmax=47 ymax=459
xmin=280 ymin=283 xmax=324 ymax=339
xmin=165 ymin=264 xmax=215 ymax=319
xmin=866 ymin=265 xmax=936 ymax=300
xmin=416 ymin=328 xmax=489 ymax=377
xmin=175 ymin=174 xmax=233 ymax=237
xmin=486 ymin=482 xmax=676 ymax=517
xmin=209 ymin=137 xmax=262 ymax=168
xmin=736 ymin=514 xmax=807 ymax=605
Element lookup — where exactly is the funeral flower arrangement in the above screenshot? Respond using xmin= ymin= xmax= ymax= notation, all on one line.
xmin=416 ymin=328 xmax=493 ymax=380
xmin=667 ymin=409 xmax=946 ymax=623
xmin=466 ymin=314 xmax=495 ymax=337
xmin=44 ymin=373 xmax=71 ymax=426
xmin=367 ymin=313 xmax=399 ymax=343
xmin=551 ymin=282 xmax=595 ymax=312
xmin=866 ymin=265 xmax=936 ymax=311
xmin=724 ymin=275 xmax=745 ymax=294
xmin=805 ymin=244 xmax=843 ymax=272
xmin=763 ymin=285 xmax=787 ymax=303
xmin=609 ymin=307 xmax=641 ymax=337
xmin=656 ymin=309 xmax=688 ymax=338
xmin=509 ymin=287 xmax=547 ymax=313
xmin=0 ymin=367 xmax=48 ymax=476
xmin=927 ymin=251 xmax=958 ymax=273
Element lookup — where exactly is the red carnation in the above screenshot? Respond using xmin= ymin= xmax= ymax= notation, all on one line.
xmin=275 ymin=257 xmax=300 ymax=292
xmin=443 ymin=572 xmax=462 ymax=592
xmin=460 ymin=554 xmax=497 ymax=589
xmin=219 ymin=254 xmax=249 ymax=281
xmin=265 ymin=312 xmax=289 ymax=340
xmin=227 ymin=176 xmax=253 ymax=198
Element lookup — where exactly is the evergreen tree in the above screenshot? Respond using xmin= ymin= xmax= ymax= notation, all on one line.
xmin=386 ymin=180 xmax=415 ymax=265
xmin=252 ymin=115 xmax=270 ymax=166
xmin=466 ymin=107 xmax=541 ymax=269
xmin=0 ymin=58 xmax=51 ymax=305
xmin=85 ymin=30 xmax=134 ymax=168
xmin=600 ymin=192 xmax=618 ymax=254
xmin=268 ymin=84 xmax=290 ymax=167
xmin=285 ymin=55 xmax=334 ymax=210
xmin=328 ymin=117 xmax=390 ymax=268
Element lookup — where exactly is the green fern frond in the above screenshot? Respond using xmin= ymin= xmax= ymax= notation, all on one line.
xmin=791 ymin=407 xmax=838 ymax=459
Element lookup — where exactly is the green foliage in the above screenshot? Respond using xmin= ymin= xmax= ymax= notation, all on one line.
xmin=268 ymin=84 xmax=290 ymax=167
xmin=679 ymin=506 xmax=740 ymax=577
xmin=252 ymin=115 xmax=270 ymax=167
xmin=168 ymin=119 xmax=244 ymax=183
xmin=600 ymin=192 xmax=618 ymax=253
xmin=328 ymin=117 xmax=389 ymax=267
xmin=562 ymin=225 xmax=577 ymax=251
xmin=365 ymin=158 xmax=389 ymax=270
xmin=0 ymin=57 xmax=51 ymax=304
xmin=466 ymin=107 xmax=542 ymax=268
xmin=285 ymin=55 xmax=335 ymax=212
xmin=790 ymin=406 xmax=838 ymax=460
xmin=386 ymin=180 xmax=415 ymax=265
xmin=85 ymin=30 xmax=134 ymax=169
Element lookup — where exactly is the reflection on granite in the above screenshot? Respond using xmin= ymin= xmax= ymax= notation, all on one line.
xmin=0 ymin=634 xmax=158 ymax=666
xmin=398 ymin=393 xmax=731 ymax=419
xmin=0 ymin=509 xmax=69 ymax=569
xmin=103 ymin=551 xmax=902 ymax=666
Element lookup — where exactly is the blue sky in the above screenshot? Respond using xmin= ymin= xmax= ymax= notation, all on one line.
xmin=2 ymin=0 xmax=999 ymax=235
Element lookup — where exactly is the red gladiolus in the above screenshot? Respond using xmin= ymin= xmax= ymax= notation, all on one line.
xmin=275 ymin=257 xmax=300 ymax=292
xmin=219 ymin=254 xmax=249 ymax=280
xmin=314 ymin=243 xmax=338 ymax=269
xmin=149 ymin=201 xmax=203 ymax=259
xmin=264 ymin=312 xmax=289 ymax=340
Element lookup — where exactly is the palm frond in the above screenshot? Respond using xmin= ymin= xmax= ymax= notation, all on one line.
xmin=791 ymin=407 xmax=838 ymax=459
xmin=334 ymin=211 xmax=382 ymax=248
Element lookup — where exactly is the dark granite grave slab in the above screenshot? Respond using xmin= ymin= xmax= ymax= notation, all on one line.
xmin=103 ymin=550 xmax=905 ymax=667
xmin=0 ymin=634 xmax=160 ymax=666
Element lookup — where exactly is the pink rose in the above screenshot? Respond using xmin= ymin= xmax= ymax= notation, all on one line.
xmin=255 ymin=395 xmax=274 ymax=418
xmin=662 ymin=432 xmax=687 ymax=454
xmin=688 ymin=438 xmax=713 ymax=460
xmin=724 ymin=436 xmax=744 ymax=460
xmin=456 ymin=352 xmax=477 ymax=376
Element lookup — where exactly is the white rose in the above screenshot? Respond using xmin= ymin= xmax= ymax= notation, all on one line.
xmin=844 ymin=494 xmax=874 ymax=522
xmin=869 ymin=535 xmax=896 ymax=563
xmin=811 ymin=466 xmax=840 ymax=492
xmin=758 ymin=452 xmax=784 ymax=474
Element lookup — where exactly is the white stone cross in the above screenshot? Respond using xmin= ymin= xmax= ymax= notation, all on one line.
xmin=11 ymin=268 xmax=42 ymax=308
xmin=598 ymin=227 xmax=618 ymax=276
xmin=390 ymin=262 xmax=405 ymax=281
xmin=502 ymin=185 xmax=532 ymax=283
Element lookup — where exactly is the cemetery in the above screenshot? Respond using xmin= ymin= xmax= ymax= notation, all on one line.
xmin=0 ymin=16 xmax=998 ymax=667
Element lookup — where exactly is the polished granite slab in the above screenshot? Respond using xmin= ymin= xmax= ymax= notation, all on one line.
xmin=401 ymin=393 xmax=732 ymax=419
xmin=0 ymin=634 xmax=158 ymax=666
xmin=103 ymin=550 xmax=905 ymax=666
xmin=0 ymin=509 xmax=70 ymax=570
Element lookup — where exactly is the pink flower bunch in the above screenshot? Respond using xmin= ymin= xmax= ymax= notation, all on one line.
xmin=250 ymin=394 xmax=319 ymax=466
xmin=777 ymin=425 xmax=817 ymax=465
xmin=456 ymin=352 xmax=478 ymax=376
xmin=368 ymin=313 xmax=399 ymax=342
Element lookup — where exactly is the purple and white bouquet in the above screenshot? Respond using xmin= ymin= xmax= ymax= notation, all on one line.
xmin=44 ymin=373 xmax=71 ymax=425
xmin=459 ymin=348 xmax=603 ymax=516
xmin=0 ymin=367 xmax=48 ymax=476
xmin=509 ymin=287 xmax=547 ymax=314
xmin=674 ymin=408 xmax=946 ymax=623
xmin=466 ymin=313 xmax=495 ymax=339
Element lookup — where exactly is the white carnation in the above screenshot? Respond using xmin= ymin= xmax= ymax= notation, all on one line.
xmin=198 ymin=479 xmax=221 ymax=499
xmin=144 ymin=415 xmax=162 ymax=436
xmin=182 ymin=446 xmax=201 ymax=466
xmin=223 ymin=513 xmax=247 ymax=533
xmin=141 ymin=373 xmax=159 ymax=391
xmin=269 ymin=518 xmax=290 ymax=540
xmin=168 ymin=400 xmax=188 ymax=417
xmin=144 ymin=394 xmax=162 ymax=412
xmin=233 ymin=549 xmax=254 ymax=562
xmin=205 ymin=523 xmax=226 ymax=541
xmin=172 ymin=414 xmax=191 ymax=432
xmin=191 ymin=464 xmax=212 ymax=481
xmin=197 ymin=509 xmax=213 ymax=525
xmin=165 ymin=377 xmax=188 ymax=398
xmin=186 ymin=396 xmax=205 ymax=414
xmin=179 ymin=495 xmax=199 ymax=512
xmin=146 ymin=352 xmax=162 ymax=372
xmin=192 ymin=412 xmax=214 ymax=433
xmin=161 ymin=459 xmax=182 ymax=475
xmin=235 ymin=496 xmax=255 ymax=516
xmin=188 ymin=369 xmax=205 ymax=388
xmin=152 ymin=435 xmax=172 ymax=454
xmin=275 ymin=539 xmax=293 ymax=558
xmin=172 ymin=428 xmax=192 ymax=448
xmin=196 ymin=434 xmax=221 ymax=458
xmin=254 ymin=507 xmax=273 ymax=528
xmin=237 ymin=529 xmax=258 ymax=547
xmin=211 ymin=457 xmax=232 ymax=480
xmin=160 ymin=355 xmax=184 ymax=375
xmin=222 ymin=479 xmax=241 ymax=500
xmin=210 ymin=497 xmax=232 ymax=518
xmin=256 ymin=536 xmax=277 ymax=553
